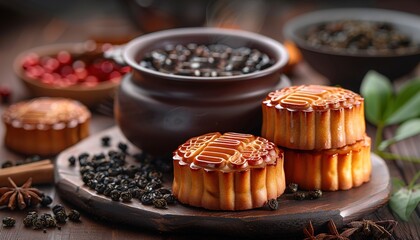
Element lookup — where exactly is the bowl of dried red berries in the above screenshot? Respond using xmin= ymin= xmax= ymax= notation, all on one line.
xmin=114 ymin=27 xmax=289 ymax=157
xmin=14 ymin=41 xmax=130 ymax=107
xmin=284 ymin=8 xmax=420 ymax=91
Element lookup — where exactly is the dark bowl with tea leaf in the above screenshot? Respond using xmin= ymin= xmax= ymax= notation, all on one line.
xmin=284 ymin=8 xmax=420 ymax=91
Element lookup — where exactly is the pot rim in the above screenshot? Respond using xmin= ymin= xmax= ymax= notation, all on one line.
xmin=123 ymin=27 xmax=289 ymax=82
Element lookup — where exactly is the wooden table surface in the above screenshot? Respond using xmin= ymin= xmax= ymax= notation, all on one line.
xmin=0 ymin=2 xmax=419 ymax=239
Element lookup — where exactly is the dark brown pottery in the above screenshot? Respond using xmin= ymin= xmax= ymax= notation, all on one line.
xmin=114 ymin=28 xmax=289 ymax=157
xmin=284 ymin=8 xmax=420 ymax=92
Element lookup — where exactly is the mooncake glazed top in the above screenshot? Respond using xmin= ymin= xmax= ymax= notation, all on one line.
xmin=265 ymin=85 xmax=364 ymax=111
xmin=2 ymin=98 xmax=90 ymax=128
xmin=173 ymin=132 xmax=281 ymax=172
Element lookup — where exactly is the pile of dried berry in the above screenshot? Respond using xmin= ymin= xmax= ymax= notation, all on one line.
xmin=265 ymin=183 xmax=323 ymax=211
xmin=286 ymin=183 xmax=323 ymax=201
xmin=70 ymin=138 xmax=175 ymax=209
xmin=2 ymin=204 xmax=81 ymax=233
xmin=305 ymin=20 xmax=419 ymax=54
xmin=21 ymin=45 xmax=130 ymax=88
xmin=22 ymin=205 xmax=80 ymax=233
xmin=2 ymin=217 xmax=16 ymax=228
xmin=140 ymin=43 xmax=274 ymax=77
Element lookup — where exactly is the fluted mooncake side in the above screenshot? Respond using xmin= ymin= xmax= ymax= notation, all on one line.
xmin=262 ymin=85 xmax=365 ymax=150
xmin=284 ymin=135 xmax=371 ymax=191
xmin=173 ymin=132 xmax=285 ymax=211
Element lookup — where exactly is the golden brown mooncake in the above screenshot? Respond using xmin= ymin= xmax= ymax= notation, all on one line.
xmin=262 ymin=85 xmax=365 ymax=151
xmin=284 ymin=135 xmax=371 ymax=191
xmin=3 ymin=97 xmax=90 ymax=156
xmin=173 ymin=132 xmax=286 ymax=211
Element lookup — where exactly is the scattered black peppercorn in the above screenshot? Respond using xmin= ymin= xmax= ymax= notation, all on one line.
xmin=141 ymin=192 xmax=155 ymax=205
xmin=163 ymin=194 xmax=176 ymax=204
xmin=2 ymin=217 xmax=16 ymax=227
xmin=41 ymin=213 xmax=57 ymax=228
xmin=121 ymin=191 xmax=133 ymax=202
xmin=267 ymin=199 xmax=279 ymax=210
xmin=68 ymin=209 xmax=81 ymax=222
xmin=286 ymin=183 xmax=299 ymax=193
xmin=307 ymin=189 xmax=323 ymax=200
xmin=110 ymin=190 xmax=121 ymax=201
xmin=32 ymin=217 xmax=44 ymax=230
xmin=23 ymin=215 xmax=34 ymax=227
xmin=54 ymin=211 xmax=67 ymax=224
xmin=23 ymin=212 xmax=38 ymax=228
xmin=101 ymin=136 xmax=111 ymax=147
xmin=68 ymin=156 xmax=76 ymax=166
xmin=293 ymin=192 xmax=306 ymax=201
xmin=52 ymin=204 xmax=65 ymax=215
xmin=40 ymin=195 xmax=53 ymax=207
xmin=153 ymin=198 xmax=168 ymax=209
xmin=117 ymin=142 xmax=128 ymax=153
xmin=1 ymin=160 xmax=13 ymax=168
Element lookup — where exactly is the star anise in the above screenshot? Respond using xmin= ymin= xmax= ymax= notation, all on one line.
xmin=304 ymin=220 xmax=357 ymax=240
xmin=0 ymin=177 xmax=43 ymax=210
xmin=303 ymin=221 xmax=317 ymax=240
xmin=345 ymin=219 xmax=397 ymax=239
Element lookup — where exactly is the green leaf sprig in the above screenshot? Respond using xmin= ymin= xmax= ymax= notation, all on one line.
xmin=360 ymin=70 xmax=420 ymax=221
xmin=389 ymin=172 xmax=420 ymax=221
xmin=360 ymin=71 xmax=420 ymax=161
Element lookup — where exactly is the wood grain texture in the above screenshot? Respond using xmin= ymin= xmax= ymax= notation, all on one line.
xmin=55 ymin=126 xmax=391 ymax=237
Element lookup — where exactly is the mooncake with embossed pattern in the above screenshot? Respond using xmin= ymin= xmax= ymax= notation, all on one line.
xmin=173 ymin=132 xmax=285 ymax=211
xmin=284 ymin=135 xmax=371 ymax=191
xmin=262 ymin=85 xmax=365 ymax=150
xmin=3 ymin=97 xmax=90 ymax=156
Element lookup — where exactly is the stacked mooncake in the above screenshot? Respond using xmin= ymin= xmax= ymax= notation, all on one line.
xmin=261 ymin=85 xmax=371 ymax=191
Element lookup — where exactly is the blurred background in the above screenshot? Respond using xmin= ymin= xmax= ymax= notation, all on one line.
xmin=0 ymin=0 xmax=419 ymax=100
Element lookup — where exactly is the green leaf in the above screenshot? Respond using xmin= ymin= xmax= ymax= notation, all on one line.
xmin=385 ymin=93 xmax=420 ymax=125
xmin=378 ymin=119 xmax=420 ymax=151
xmin=384 ymin=78 xmax=420 ymax=120
xmin=360 ymin=71 xmax=393 ymax=125
xmin=389 ymin=187 xmax=420 ymax=221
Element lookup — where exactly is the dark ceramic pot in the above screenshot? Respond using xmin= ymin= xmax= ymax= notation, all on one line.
xmin=114 ymin=28 xmax=289 ymax=157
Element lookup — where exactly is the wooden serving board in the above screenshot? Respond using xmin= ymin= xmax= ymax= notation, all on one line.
xmin=56 ymin=126 xmax=391 ymax=237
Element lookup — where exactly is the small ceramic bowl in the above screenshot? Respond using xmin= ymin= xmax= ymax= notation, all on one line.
xmin=14 ymin=42 xmax=129 ymax=107
xmin=284 ymin=8 xmax=420 ymax=91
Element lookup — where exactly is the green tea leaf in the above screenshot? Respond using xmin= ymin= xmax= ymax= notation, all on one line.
xmin=378 ymin=118 xmax=420 ymax=150
xmin=360 ymin=71 xmax=393 ymax=125
xmin=384 ymin=78 xmax=420 ymax=120
xmin=389 ymin=188 xmax=420 ymax=221
xmin=385 ymin=93 xmax=420 ymax=125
